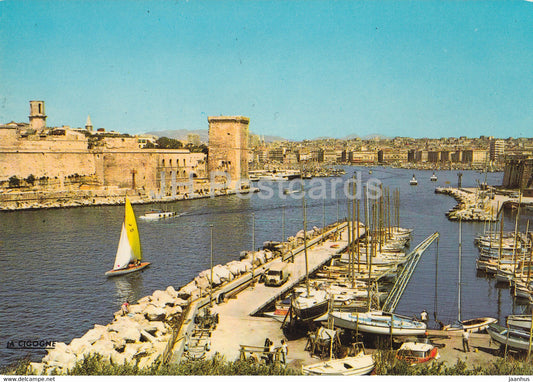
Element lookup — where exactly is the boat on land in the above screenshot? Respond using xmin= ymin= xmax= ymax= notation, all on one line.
xmin=409 ymin=175 xmax=418 ymax=186
xmin=330 ymin=311 xmax=427 ymax=336
xmin=506 ymin=314 xmax=533 ymax=331
xmin=396 ymin=342 xmax=439 ymax=365
xmin=302 ymin=351 xmax=375 ymax=376
xmin=487 ymin=323 xmax=533 ymax=351
xmin=105 ymin=198 xmax=150 ymax=277
xmin=430 ymin=172 xmax=438 ymax=182
xmin=291 ymin=289 xmax=329 ymax=322
xmin=139 ymin=209 xmax=177 ymax=220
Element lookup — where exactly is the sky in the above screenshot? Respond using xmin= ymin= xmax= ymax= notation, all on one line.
xmin=1 ymin=0 xmax=533 ymax=141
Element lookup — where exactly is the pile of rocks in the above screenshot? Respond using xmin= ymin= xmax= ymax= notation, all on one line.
xmin=437 ymin=188 xmax=496 ymax=222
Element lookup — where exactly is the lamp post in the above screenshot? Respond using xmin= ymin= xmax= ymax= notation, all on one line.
xmin=209 ymin=224 xmax=214 ymax=307
xmin=251 ymin=213 xmax=255 ymax=287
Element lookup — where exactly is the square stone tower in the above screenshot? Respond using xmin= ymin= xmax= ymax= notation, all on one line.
xmin=29 ymin=100 xmax=47 ymax=130
xmin=208 ymin=116 xmax=249 ymax=188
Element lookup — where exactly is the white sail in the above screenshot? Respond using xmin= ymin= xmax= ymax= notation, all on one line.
xmin=113 ymin=222 xmax=135 ymax=270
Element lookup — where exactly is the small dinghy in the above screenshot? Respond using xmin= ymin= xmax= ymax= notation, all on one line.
xmin=105 ymin=198 xmax=150 ymax=277
xmin=302 ymin=351 xmax=375 ymax=376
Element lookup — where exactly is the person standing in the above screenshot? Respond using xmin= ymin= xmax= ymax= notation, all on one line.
xmin=462 ymin=329 xmax=470 ymax=352
xmin=121 ymin=300 xmax=130 ymax=316
xmin=280 ymin=339 xmax=288 ymax=364
xmin=420 ymin=310 xmax=428 ymax=326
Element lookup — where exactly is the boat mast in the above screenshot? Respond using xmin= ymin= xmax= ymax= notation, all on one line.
xmin=302 ymin=181 xmax=310 ymax=296
xmin=458 ymin=217 xmax=462 ymax=323
xmin=512 ymin=192 xmax=522 ymax=277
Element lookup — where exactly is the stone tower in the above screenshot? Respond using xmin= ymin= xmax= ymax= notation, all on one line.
xmin=29 ymin=100 xmax=47 ymax=130
xmin=85 ymin=115 xmax=93 ymax=132
xmin=208 ymin=116 xmax=249 ymax=188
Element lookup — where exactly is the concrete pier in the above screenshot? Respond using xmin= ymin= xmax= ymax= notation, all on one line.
xmin=169 ymin=222 xmax=360 ymax=364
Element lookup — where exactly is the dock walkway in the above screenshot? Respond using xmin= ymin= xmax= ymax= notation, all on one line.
xmin=172 ymin=222 xmax=358 ymax=363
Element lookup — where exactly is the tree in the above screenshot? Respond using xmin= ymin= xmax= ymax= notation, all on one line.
xmin=8 ymin=176 xmax=20 ymax=188
xmin=25 ymin=174 xmax=36 ymax=185
xmin=156 ymin=137 xmax=183 ymax=149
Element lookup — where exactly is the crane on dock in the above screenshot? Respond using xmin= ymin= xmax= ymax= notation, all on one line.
xmin=381 ymin=232 xmax=440 ymax=313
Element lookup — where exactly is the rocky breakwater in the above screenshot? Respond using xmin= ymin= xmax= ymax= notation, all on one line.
xmin=436 ymin=187 xmax=496 ymax=222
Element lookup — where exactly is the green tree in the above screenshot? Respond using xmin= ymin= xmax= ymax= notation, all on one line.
xmin=156 ymin=137 xmax=183 ymax=149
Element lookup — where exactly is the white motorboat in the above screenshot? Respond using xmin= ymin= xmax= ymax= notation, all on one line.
xmin=409 ymin=175 xmax=418 ymax=185
xmin=430 ymin=172 xmax=438 ymax=182
xmin=139 ymin=209 xmax=177 ymax=220
xmin=330 ymin=311 xmax=427 ymax=336
xmin=302 ymin=351 xmax=375 ymax=376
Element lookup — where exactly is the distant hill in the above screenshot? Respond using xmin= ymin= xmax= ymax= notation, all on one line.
xmin=146 ymin=129 xmax=287 ymax=143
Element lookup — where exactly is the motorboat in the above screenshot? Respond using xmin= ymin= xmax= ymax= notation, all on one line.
xmin=396 ymin=342 xmax=439 ymax=365
xmin=409 ymin=175 xmax=418 ymax=186
xmin=139 ymin=209 xmax=177 ymax=220
xmin=430 ymin=172 xmax=438 ymax=182
xmin=302 ymin=351 xmax=375 ymax=376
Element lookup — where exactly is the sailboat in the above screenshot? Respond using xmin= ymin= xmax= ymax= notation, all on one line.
xmin=105 ymin=198 xmax=150 ymax=277
xmin=443 ymin=219 xmax=496 ymax=332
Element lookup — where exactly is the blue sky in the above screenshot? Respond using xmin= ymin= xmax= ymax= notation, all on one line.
xmin=1 ymin=0 xmax=533 ymax=140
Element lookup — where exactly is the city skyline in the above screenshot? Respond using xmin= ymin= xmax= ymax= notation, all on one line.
xmin=2 ymin=1 xmax=533 ymax=140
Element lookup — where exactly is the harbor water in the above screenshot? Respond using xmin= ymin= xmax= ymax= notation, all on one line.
xmin=1 ymin=167 xmax=530 ymax=367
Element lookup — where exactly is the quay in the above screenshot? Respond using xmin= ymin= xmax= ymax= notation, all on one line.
xmin=0 ymin=187 xmax=259 ymax=211
xmin=436 ymin=186 xmax=533 ymax=221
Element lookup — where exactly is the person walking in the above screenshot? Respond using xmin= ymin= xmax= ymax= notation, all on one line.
xmin=462 ymin=329 xmax=470 ymax=352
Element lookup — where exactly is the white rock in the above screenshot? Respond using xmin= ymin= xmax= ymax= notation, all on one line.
xmin=69 ymin=338 xmax=91 ymax=356
xmin=91 ymin=339 xmax=115 ymax=358
xmin=140 ymin=329 xmax=157 ymax=343
xmin=195 ymin=275 xmax=210 ymax=290
xmin=110 ymin=351 xmax=127 ymax=366
xmin=138 ymin=296 xmax=151 ymax=304
xmin=178 ymin=281 xmax=197 ymax=299
xmin=213 ymin=264 xmax=233 ymax=282
xmin=165 ymin=285 xmax=178 ymax=298
xmin=80 ymin=325 xmax=107 ymax=345
xmin=144 ymin=305 xmax=166 ymax=321
xmin=164 ymin=305 xmax=182 ymax=319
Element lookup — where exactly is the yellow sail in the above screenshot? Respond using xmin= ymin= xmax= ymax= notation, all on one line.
xmin=124 ymin=197 xmax=142 ymax=261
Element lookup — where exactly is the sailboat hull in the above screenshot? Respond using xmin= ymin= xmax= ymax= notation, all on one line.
xmin=105 ymin=262 xmax=150 ymax=277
